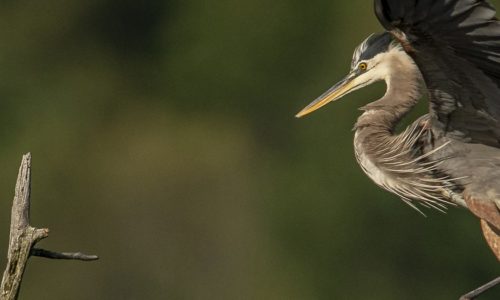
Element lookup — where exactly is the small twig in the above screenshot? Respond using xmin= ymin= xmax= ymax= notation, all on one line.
xmin=0 ymin=153 xmax=98 ymax=300
xmin=31 ymin=248 xmax=98 ymax=261
xmin=460 ymin=276 xmax=500 ymax=300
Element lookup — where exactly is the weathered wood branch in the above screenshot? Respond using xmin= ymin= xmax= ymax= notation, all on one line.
xmin=460 ymin=276 xmax=500 ymax=300
xmin=30 ymin=248 xmax=97 ymax=261
xmin=0 ymin=153 xmax=98 ymax=300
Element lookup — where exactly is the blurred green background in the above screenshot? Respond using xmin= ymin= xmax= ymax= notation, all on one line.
xmin=0 ymin=0 xmax=499 ymax=299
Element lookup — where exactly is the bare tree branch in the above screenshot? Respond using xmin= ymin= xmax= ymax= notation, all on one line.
xmin=460 ymin=276 xmax=500 ymax=300
xmin=1 ymin=153 xmax=98 ymax=300
xmin=31 ymin=248 xmax=98 ymax=261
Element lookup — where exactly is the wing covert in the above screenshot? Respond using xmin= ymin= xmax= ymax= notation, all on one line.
xmin=374 ymin=0 xmax=500 ymax=146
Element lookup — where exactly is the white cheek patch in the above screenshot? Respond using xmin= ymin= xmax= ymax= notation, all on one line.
xmin=355 ymin=48 xmax=416 ymax=88
xmin=350 ymin=63 xmax=390 ymax=90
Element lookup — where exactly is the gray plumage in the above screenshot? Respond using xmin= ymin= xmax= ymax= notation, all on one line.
xmin=296 ymin=0 xmax=500 ymax=294
xmin=352 ymin=38 xmax=467 ymax=213
xmin=373 ymin=0 xmax=500 ymax=225
xmin=296 ymin=0 xmax=500 ymax=225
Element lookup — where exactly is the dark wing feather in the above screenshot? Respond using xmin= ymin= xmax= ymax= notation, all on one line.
xmin=375 ymin=0 xmax=500 ymax=147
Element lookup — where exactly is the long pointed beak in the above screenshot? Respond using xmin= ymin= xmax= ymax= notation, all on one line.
xmin=295 ymin=72 xmax=357 ymax=118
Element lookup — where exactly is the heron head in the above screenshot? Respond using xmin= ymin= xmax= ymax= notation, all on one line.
xmin=296 ymin=32 xmax=401 ymax=118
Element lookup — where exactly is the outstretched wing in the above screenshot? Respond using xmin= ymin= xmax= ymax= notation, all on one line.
xmin=375 ymin=0 xmax=500 ymax=147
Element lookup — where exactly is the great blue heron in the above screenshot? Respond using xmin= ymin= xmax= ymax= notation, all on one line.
xmin=296 ymin=0 xmax=500 ymax=298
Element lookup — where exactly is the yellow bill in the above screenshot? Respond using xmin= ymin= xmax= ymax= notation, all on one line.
xmin=296 ymin=72 xmax=358 ymax=118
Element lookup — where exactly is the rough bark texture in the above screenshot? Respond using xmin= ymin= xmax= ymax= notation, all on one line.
xmin=0 ymin=153 xmax=97 ymax=300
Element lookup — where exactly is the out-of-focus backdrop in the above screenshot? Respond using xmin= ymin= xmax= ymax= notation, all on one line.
xmin=0 ymin=1 xmax=499 ymax=299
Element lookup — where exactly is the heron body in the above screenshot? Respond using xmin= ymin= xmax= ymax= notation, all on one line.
xmin=296 ymin=0 xmax=500 ymax=272
xmin=352 ymin=38 xmax=467 ymax=212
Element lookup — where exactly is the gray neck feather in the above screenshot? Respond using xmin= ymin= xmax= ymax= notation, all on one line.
xmin=354 ymin=51 xmax=422 ymax=132
xmin=351 ymin=50 xmax=464 ymax=212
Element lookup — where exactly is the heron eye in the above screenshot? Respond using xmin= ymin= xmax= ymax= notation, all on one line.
xmin=358 ymin=63 xmax=368 ymax=71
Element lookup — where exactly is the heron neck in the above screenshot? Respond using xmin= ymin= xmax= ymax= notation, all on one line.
xmin=354 ymin=63 xmax=421 ymax=132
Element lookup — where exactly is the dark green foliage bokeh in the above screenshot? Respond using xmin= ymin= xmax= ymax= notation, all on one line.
xmin=0 ymin=1 xmax=498 ymax=299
